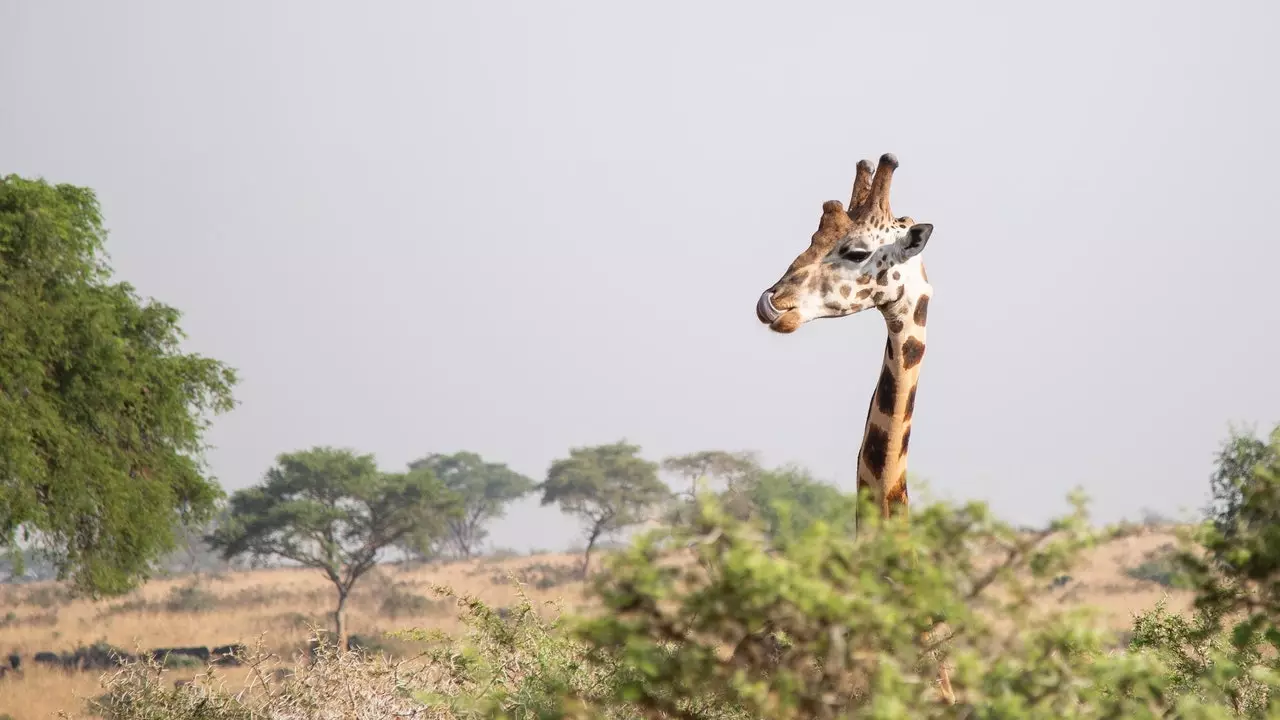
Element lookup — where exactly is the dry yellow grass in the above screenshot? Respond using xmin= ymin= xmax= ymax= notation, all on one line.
xmin=0 ymin=531 xmax=1192 ymax=720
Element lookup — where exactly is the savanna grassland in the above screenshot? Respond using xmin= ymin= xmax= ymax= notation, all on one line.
xmin=0 ymin=552 xmax=587 ymax=719
xmin=0 ymin=527 xmax=1190 ymax=720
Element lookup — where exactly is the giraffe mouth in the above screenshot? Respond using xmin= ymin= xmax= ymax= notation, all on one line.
xmin=756 ymin=290 xmax=782 ymax=325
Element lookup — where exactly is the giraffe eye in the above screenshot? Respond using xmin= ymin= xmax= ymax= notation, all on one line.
xmin=839 ymin=247 xmax=872 ymax=264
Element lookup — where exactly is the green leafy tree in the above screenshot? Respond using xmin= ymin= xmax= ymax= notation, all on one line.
xmin=1206 ymin=423 xmax=1280 ymax=543
xmin=408 ymin=451 xmax=535 ymax=559
xmin=0 ymin=175 xmax=237 ymax=597
xmin=540 ymin=441 xmax=669 ymax=574
xmin=394 ymin=524 xmax=446 ymax=568
xmin=1131 ymin=424 xmax=1280 ymax=716
xmin=725 ymin=464 xmax=857 ymax=543
xmin=208 ymin=446 xmax=460 ymax=649
xmin=662 ymin=450 xmax=760 ymax=528
xmin=662 ymin=450 xmax=759 ymax=499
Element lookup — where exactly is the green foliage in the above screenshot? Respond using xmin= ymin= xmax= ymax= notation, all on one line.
xmin=0 ymin=175 xmax=238 ymax=597
xmin=567 ymin=492 xmax=1134 ymax=719
xmin=409 ymin=451 xmax=536 ymax=559
xmin=1126 ymin=425 xmax=1280 ymax=716
xmin=1129 ymin=598 xmax=1272 ymax=715
xmin=91 ymin=425 xmax=1280 ymax=718
xmin=409 ymin=585 xmax=638 ymax=718
xmin=662 ymin=450 xmax=761 ymax=528
xmin=409 ymin=488 xmax=1267 ymax=718
xmin=1207 ymin=423 xmax=1280 ymax=544
xmin=722 ymin=464 xmax=858 ymax=544
xmin=662 ymin=450 xmax=760 ymax=496
xmin=540 ymin=441 xmax=670 ymax=573
xmin=207 ymin=446 xmax=462 ymax=646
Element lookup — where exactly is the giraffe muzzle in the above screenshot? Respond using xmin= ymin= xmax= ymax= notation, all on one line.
xmin=756 ymin=290 xmax=782 ymax=325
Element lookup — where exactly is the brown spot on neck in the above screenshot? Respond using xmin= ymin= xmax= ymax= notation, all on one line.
xmin=913 ymin=295 xmax=930 ymax=326
xmin=861 ymin=424 xmax=890 ymax=479
xmin=901 ymin=337 xmax=926 ymax=369
xmin=876 ymin=365 xmax=897 ymax=415
xmin=884 ymin=470 xmax=908 ymax=516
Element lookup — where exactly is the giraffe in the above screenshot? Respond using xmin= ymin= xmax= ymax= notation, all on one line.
xmin=753 ymin=153 xmax=955 ymax=703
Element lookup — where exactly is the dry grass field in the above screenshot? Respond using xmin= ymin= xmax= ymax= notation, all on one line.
xmin=0 ymin=528 xmax=1193 ymax=719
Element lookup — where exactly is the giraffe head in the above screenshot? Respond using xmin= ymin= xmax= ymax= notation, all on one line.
xmin=755 ymin=154 xmax=934 ymax=333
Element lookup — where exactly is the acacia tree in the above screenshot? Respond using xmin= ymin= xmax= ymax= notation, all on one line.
xmin=0 ymin=175 xmax=238 ymax=596
xmin=662 ymin=450 xmax=760 ymax=498
xmin=540 ymin=441 xmax=669 ymax=574
xmin=408 ymin=451 xmax=534 ymax=559
xmin=661 ymin=450 xmax=760 ymax=527
xmin=208 ymin=447 xmax=460 ymax=649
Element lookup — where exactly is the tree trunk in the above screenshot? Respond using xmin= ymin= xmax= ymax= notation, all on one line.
xmin=333 ymin=588 xmax=349 ymax=651
xmin=582 ymin=526 xmax=601 ymax=576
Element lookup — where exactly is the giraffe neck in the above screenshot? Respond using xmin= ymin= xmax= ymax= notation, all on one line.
xmin=855 ymin=290 xmax=929 ymax=531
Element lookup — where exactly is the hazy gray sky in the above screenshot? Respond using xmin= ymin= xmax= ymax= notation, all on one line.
xmin=2 ymin=1 xmax=1277 ymax=551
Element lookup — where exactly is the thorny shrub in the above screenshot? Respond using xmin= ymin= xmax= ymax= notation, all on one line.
xmin=83 ymin=634 xmax=435 ymax=720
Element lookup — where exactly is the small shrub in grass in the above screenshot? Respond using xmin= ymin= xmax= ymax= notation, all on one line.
xmin=404 ymin=584 xmax=641 ymax=719
xmin=161 ymin=653 xmax=204 ymax=670
xmin=1125 ymin=542 xmax=1196 ymax=589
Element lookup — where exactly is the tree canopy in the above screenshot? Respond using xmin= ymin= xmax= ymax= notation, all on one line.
xmin=1206 ymin=423 xmax=1280 ymax=543
xmin=724 ymin=464 xmax=857 ymax=543
xmin=207 ymin=446 xmax=461 ymax=648
xmin=540 ymin=440 xmax=669 ymax=574
xmin=408 ymin=451 xmax=534 ymax=559
xmin=0 ymin=175 xmax=238 ymax=596
xmin=662 ymin=450 xmax=759 ymax=492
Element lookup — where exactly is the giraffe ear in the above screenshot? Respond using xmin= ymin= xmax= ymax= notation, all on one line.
xmin=899 ymin=223 xmax=933 ymax=258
